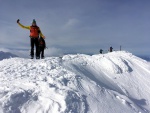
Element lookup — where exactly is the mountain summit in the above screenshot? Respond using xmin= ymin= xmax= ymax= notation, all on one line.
xmin=0 ymin=51 xmax=150 ymax=113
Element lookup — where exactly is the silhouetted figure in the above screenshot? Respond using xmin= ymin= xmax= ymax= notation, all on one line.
xmin=100 ymin=49 xmax=103 ymax=54
xmin=110 ymin=46 xmax=113 ymax=52
xmin=39 ymin=37 xmax=46 ymax=59
xmin=120 ymin=45 xmax=122 ymax=51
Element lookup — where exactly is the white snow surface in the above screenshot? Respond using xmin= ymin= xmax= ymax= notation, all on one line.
xmin=0 ymin=51 xmax=150 ymax=113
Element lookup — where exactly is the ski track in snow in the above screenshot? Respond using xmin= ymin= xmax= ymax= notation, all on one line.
xmin=0 ymin=51 xmax=150 ymax=113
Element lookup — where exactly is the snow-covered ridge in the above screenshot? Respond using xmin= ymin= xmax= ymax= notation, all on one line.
xmin=0 ymin=51 xmax=150 ymax=113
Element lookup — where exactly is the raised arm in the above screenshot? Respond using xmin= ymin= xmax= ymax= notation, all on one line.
xmin=17 ymin=19 xmax=30 ymax=30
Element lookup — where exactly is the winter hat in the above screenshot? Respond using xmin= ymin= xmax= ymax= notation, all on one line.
xmin=32 ymin=19 xmax=36 ymax=24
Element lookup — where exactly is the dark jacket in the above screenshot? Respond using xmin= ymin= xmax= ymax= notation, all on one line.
xmin=39 ymin=37 xmax=46 ymax=48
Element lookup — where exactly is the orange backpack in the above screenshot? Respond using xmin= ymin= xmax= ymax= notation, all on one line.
xmin=30 ymin=26 xmax=40 ymax=38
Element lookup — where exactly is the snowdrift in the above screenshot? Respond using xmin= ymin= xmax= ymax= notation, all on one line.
xmin=0 ymin=51 xmax=150 ymax=113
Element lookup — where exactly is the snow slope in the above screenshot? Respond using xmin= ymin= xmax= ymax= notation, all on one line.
xmin=0 ymin=51 xmax=150 ymax=113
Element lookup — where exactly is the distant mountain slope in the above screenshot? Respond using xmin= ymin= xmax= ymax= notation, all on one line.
xmin=138 ymin=55 xmax=150 ymax=61
xmin=0 ymin=51 xmax=18 ymax=60
xmin=0 ymin=51 xmax=150 ymax=113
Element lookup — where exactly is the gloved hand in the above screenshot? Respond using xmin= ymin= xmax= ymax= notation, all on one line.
xmin=42 ymin=36 xmax=46 ymax=39
xmin=17 ymin=19 xmax=20 ymax=23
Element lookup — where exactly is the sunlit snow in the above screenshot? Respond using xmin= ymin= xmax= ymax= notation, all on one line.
xmin=0 ymin=51 xmax=150 ymax=113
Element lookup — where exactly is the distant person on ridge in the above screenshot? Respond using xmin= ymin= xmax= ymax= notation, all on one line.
xmin=110 ymin=46 xmax=113 ymax=52
xmin=17 ymin=19 xmax=45 ymax=59
xmin=99 ymin=49 xmax=103 ymax=54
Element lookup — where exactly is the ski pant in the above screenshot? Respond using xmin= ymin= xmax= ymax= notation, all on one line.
xmin=30 ymin=37 xmax=39 ymax=57
xmin=39 ymin=46 xmax=44 ymax=58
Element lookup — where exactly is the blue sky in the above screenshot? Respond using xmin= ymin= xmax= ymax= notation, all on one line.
xmin=0 ymin=0 xmax=150 ymax=56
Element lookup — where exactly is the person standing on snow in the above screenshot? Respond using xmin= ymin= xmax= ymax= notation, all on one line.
xmin=99 ymin=49 xmax=103 ymax=54
xmin=17 ymin=19 xmax=45 ymax=59
xmin=110 ymin=46 xmax=113 ymax=52
xmin=39 ymin=37 xmax=46 ymax=59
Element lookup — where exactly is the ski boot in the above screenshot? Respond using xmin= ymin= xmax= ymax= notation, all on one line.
xmin=31 ymin=55 xmax=34 ymax=59
xmin=41 ymin=56 xmax=45 ymax=59
xmin=36 ymin=56 xmax=40 ymax=59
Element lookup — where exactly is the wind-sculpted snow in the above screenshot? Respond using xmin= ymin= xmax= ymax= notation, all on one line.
xmin=0 ymin=51 xmax=150 ymax=113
